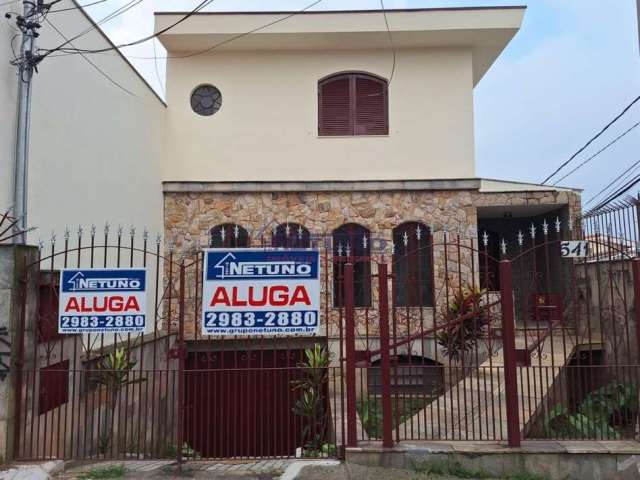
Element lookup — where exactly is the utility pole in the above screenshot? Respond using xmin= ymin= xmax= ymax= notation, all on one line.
xmin=10 ymin=0 xmax=43 ymax=244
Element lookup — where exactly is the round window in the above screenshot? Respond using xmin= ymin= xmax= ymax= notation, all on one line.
xmin=190 ymin=84 xmax=222 ymax=116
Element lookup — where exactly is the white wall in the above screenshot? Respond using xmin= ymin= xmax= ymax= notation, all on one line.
xmin=163 ymin=47 xmax=475 ymax=182
xmin=0 ymin=4 xmax=165 ymax=244
xmin=0 ymin=17 xmax=18 ymax=211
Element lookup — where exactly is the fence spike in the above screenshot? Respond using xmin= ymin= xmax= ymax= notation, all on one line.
xmin=542 ymin=219 xmax=549 ymax=236
xmin=117 ymin=225 xmax=123 ymax=238
xmin=568 ymin=215 xmax=574 ymax=232
xmin=50 ymin=230 xmax=56 ymax=244
xmin=104 ymin=222 xmax=110 ymax=236
xmin=416 ymin=224 xmax=422 ymax=240
xmin=64 ymin=227 xmax=70 ymax=240
xmin=555 ymin=217 xmax=561 ymax=233
xmin=130 ymin=225 xmax=136 ymax=238
xmin=402 ymin=231 xmax=409 ymax=247
xmin=391 ymin=240 xmax=395 ymax=255
xmin=530 ymin=223 xmax=536 ymax=239
xmin=362 ymin=233 xmax=368 ymax=249
xmin=517 ymin=230 xmax=524 ymax=246
xmin=143 ymin=228 xmax=149 ymax=242
xmin=77 ymin=224 xmax=83 ymax=238
xmin=482 ymin=230 xmax=489 ymax=247
xmin=155 ymin=233 xmax=162 ymax=245
xmin=500 ymin=238 xmax=507 ymax=255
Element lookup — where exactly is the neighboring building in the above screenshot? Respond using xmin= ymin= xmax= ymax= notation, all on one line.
xmin=0 ymin=0 xmax=166 ymax=241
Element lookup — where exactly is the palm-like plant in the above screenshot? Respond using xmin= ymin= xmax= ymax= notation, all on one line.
xmin=93 ymin=348 xmax=145 ymax=453
xmin=291 ymin=344 xmax=331 ymax=455
xmin=436 ymin=287 xmax=490 ymax=362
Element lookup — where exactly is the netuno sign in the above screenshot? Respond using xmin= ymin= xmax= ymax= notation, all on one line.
xmin=59 ymin=268 xmax=147 ymax=334
xmin=202 ymin=249 xmax=320 ymax=336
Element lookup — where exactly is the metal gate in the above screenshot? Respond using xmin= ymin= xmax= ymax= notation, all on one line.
xmin=12 ymin=210 xmax=640 ymax=462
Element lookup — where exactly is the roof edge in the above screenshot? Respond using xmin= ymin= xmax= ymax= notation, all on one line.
xmin=154 ymin=6 xmax=527 ymax=16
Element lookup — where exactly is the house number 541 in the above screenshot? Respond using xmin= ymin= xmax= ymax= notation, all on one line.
xmin=560 ymin=240 xmax=589 ymax=258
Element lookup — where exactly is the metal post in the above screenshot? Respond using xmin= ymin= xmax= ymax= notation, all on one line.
xmin=12 ymin=1 xmax=40 ymax=244
xmin=632 ymin=258 xmax=640 ymax=362
xmin=377 ymin=263 xmax=393 ymax=448
xmin=176 ymin=263 xmax=186 ymax=468
xmin=344 ymin=263 xmax=357 ymax=447
xmin=499 ymin=260 xmax=521 ymax=447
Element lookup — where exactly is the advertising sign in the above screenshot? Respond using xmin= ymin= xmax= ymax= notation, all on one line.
xmin=202 ymin=249 xmax=320 ymax=336
xmin=58 ymin=268 xmax=147 ymax=334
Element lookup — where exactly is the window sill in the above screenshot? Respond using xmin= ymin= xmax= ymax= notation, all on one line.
xmin=317 ymin=135 xmax=390 ymax=139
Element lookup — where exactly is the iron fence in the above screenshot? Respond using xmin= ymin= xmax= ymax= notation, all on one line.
xmin=11 ymin=210 xmax=640 ymax=462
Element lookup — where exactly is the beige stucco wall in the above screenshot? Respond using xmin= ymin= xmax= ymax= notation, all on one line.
xmin=163 ymin=47 xmax=475 ymax=182
xmin=0 ymin=18 xmax=18 ymax=211
xmin=0 ymin=4 xmax=166 ymax=243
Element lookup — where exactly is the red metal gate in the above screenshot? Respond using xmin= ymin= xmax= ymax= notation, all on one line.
xmin=12 ymin=209 xmax=640 ymax=462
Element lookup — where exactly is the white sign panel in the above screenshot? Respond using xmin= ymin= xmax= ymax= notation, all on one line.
xmin=202 ymin=249 xmax=320 ymax=336
xmin=58 ymin=268 xmax=147 ymax=333
xmin=560 ymin=240 xmax=589 ymax=258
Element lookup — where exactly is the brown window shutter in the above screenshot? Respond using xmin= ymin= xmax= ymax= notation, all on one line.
xmin=354 ymin=75 xmax=388 ymax=135
xmin=319 ymin=76 xmax=353 ymax=136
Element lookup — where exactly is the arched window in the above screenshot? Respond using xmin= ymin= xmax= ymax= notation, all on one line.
xmin=209 ymin=223 xmax=249 ymax=248
xmin=272 ymin=223 xmax=310 ymax=248
xmin=333 ymin=223 xmax=371 ymax=307
xmin=392 ymin=222 xmax=433 ymax=307
xmin=318 ymin=72 xmax=388 ymax=136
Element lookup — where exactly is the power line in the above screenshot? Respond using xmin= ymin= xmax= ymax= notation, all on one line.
xmin=45 ymin=16 xmax=135 ymax=95
xmin=151 ymin=36 xmax=164 ymax=97
xmin=46 ymin=0 xmax=325 ymax=61
xmin=584 ymin=159 xmax=640 ymax=206
xmin=540 ymin=95 xmax=640 ymax=184
xmin=48 ymin=0 xmax=108 ymax=13
xmin=552 ymin=120 xmax=640 ymax=185
xmin=41 ymin=0 xmax=216 ymax=59
xmin=43 ymin=0 xmax=147 ymax=56
xmin=589 ymin=172 xmax=640 ymax=213
xmin=379 ymin=0 xmax=396 ymax=84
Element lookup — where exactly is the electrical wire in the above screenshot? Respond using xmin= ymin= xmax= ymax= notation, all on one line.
xmin=540 ymin=95 xmax=640 ymax=184
xmin=584 ymin=159 xmax=640 ymax=206
xmin=589 ymin=172 xmax=640 ymax=213
xmin=44 ymin=0 xmax=325 ymax=60
xmin=552 ymin=120 xmax=640 ymax=185
xmin=379 ymin=0 xmax=396 ymax=84
xmin=151 ymin=36 xmax=164 ymax=97
xmin=45 ymin=16 xmax=135 ymax=95
xmin=43 ymin=0 xmax=147 ymax=55
xmin=48 ymin=0 xmax=108 ymax=13
xmin=41 ymin=0 xmax=215 ymax=58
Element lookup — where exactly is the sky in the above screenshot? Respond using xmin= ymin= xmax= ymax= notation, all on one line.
xmin=71 ymin=0 xmax=640 ymax=204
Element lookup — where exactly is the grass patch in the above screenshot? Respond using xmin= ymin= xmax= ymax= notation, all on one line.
xmin=78 ymin=464 xmax=127 ymax=479
xmin=357 ymin=396 xmax=431 ymax=439
xmin=411 ymin=460 xmax=491 ymax=478
xmin=411 ymin=460 xmax=549 ymax=480
xmin=508 ymin=472 xmax=549 ymax=480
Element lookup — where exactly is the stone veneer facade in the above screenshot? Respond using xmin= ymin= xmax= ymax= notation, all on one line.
xmin=163 ymin=182 xmax=581 ymax=356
